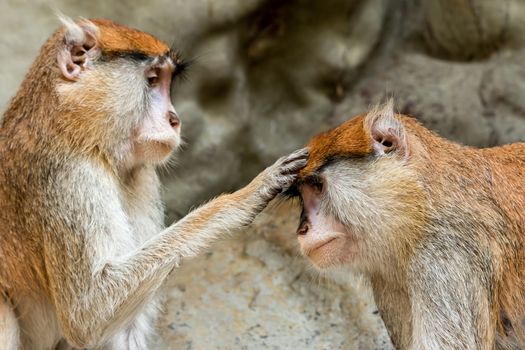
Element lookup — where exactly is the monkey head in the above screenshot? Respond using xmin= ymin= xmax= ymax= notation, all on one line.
xmin=290 ymin=102 xmax=427 ymax=272
xmin=54 ymin=18 xmax=186 ymax=166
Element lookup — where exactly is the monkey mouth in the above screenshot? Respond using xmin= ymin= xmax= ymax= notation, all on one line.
xmin=143 ymin=132 xmax=179 ymax=149
xmin=133 ymin=133 xmax=180 ymax=164
xmin=306 ymin=237 xmax=343 ymax=269
xmin=152 ymin=139 xmax=178 ymax=151
xmin=298 ymin=231 xmax=351 ymax=269
xmin=300 ymin=235 xmax=341 ymax=257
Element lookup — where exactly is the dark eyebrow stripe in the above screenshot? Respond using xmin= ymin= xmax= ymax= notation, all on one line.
xmin=98 ymin=49 xmax=189 ymax=80
xmin=99 ymin=50 xmax=153 ymax=62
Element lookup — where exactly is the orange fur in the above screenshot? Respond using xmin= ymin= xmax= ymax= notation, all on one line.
xmin=90 ymin=19 xmax=169 ymax=56
xmin=300 ymin=114 xmax=372 ymax=176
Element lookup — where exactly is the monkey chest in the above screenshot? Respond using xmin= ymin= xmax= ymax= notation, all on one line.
xmin=121 ymin=188 xmax=165 ymax=245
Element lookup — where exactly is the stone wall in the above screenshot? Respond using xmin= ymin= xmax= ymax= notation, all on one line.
xmin=2 ymin=0 xmax=525 ymax=348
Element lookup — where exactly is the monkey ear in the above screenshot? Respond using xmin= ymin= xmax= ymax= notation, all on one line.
xmin=365 ymin=100 xmax=408 ymax=156
xmin=57 ymin=16 xmax=100 ymax=81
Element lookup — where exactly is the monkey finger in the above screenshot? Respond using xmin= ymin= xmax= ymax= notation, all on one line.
xmin=281 ymin=148 xmax=309 ymax=165
xmin=280 ymin=159 xmax=308 ymax=175
xmin=277 ymin=174 xmax=300 ymax=192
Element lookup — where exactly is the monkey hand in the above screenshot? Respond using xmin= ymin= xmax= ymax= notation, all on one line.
xmin=250 ymin=147 xmax=309 ymax=203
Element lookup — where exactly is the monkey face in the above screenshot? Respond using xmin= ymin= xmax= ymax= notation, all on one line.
xmin=296 ymin=178 xmax=356 ymax=269
xmin=295 ymin=160 xmax=378 ymax=270
xmin=131 ymin=58 xmax=182 ymax=165
xmin=55 ymin=20 xmax=187 ymax=167
xmin=292 ymin=104 xmax=427 ymax=272
xmin=295 ymin=158 xmax=423 ymax=271
xmin=65 ymin=57 xmax=183 ymax=166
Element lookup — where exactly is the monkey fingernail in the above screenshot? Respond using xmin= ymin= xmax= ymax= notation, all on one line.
xmin=283 ymin=149 xmax=309 ymax=164
xmin=281 ymin=160 xmax=307 ymax=175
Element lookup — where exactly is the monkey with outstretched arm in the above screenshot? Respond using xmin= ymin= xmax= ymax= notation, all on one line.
xmin=0 ymin=18 xmax=307 ymax=349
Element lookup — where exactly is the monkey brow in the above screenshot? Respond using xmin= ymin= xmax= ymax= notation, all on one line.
xmin=281 ymin=173 xmax=320 ymax=199
xmin=99 ymin=49 xmax=189 ymax=80
xmin=303 ymin=174 xmax=323 ymax=185
xmin=281 ymin=184 xmax=300 ymax=199
xmin=99 ymin=50 xmax=152 ymax=62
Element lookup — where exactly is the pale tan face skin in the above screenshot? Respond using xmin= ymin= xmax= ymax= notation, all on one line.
xmin=132 ymin=58 xmax=181 ymax=165
xmin=295 ymin=156 xmax=421 ymax=272
xmin=297 ymin=182 xmax=355 ymax=269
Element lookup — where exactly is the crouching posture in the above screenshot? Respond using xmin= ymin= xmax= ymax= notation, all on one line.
xmin=0 ymin=18 xmax=307 ymax=349
xmin=291 ymin=101 xmax=525 ymax=349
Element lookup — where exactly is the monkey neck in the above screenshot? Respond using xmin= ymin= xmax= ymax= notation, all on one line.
xmin=1 ymin=34 xmax=62 ymax=151
xmin=4 ymin=31 xmax=62 ymax=122
xmin=370 ymin=274 xmax=412 ymax=348
xmin=118 ymin=164 xmax=152 ymax=186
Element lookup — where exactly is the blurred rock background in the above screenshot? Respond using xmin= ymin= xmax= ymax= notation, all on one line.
xmin=2 ymin=0 xmax=525 ymax=348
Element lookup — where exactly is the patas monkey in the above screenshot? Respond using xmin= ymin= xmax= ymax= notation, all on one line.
xmin=0 ymin=18 xmax=308 ymax=349
xmin=291 ymin=101 xmax=525 ymax=349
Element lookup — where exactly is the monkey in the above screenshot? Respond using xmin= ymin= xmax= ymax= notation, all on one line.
xmin=288 ymin=101 xmax=525 ymax=349
xmin=0 ymin=17 xmax=308 ymax=350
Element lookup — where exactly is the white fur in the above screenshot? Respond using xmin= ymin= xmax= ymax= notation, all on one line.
xmin=0 ymin=297 xmax=19 ymax=350
xmin=319 ymin=156 xmax=423 ymax=273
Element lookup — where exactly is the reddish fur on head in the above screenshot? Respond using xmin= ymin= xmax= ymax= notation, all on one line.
xmin=295 ymin=101 xmax=425 ymax=271
xmin=89 ymin=19 xmax=169 ymax=56
xmin=300 ymin=114 xmax=372 ymax=176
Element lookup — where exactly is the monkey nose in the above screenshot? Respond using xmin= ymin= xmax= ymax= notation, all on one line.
xmin=168 ymin=111 xmax=180 ymax=128
xmin=297 ymin=222 xmax=309 ymax=236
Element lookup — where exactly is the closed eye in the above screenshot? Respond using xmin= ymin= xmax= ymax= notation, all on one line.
xmin=146 ymin=68 xmax=160 ymax=87
xmin=304 ymin=174 xmax=324 ymax=193
xmin=147 ymin=75 xmax=159 ymax=86
xmin=282 ymin=184 xmax=300 ymax=199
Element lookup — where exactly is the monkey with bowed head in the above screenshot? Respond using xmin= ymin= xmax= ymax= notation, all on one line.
xmin=0 ymin=18 xmax=307 ymax=349
xmin=290 ymin=101 xmax=525 ymax=349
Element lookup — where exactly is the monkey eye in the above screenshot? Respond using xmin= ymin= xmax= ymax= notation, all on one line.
xmin=282 ymin=184 xmax=300 ymax=199
xmin=305 ymin=175 xmax=324 ymax=193
xmin=146 ymin=69 xmax=160 ymax=87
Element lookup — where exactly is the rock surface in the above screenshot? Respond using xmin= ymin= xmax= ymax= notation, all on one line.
xmin=2 ymin=0 xmax=525 ymax=348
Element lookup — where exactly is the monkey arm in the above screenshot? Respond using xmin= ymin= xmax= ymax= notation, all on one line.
xmin=43 ymin=149 xmax=307 ymax=348
xmin=407 ymin=239 xmax=495 ymax=350
xmin=45 ymin=183 xmax=279 ymax=348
